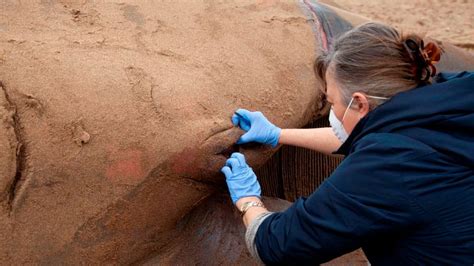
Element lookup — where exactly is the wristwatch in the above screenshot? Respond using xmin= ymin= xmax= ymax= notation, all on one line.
xmin=239 ymin=201 xmax=265 ymax=216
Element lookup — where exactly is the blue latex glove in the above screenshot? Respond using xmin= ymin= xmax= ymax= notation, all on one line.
xmin=231 ymin=108 xmax=281 ymax=148
xmin=221 ymin=152 xmax=261 ymax=204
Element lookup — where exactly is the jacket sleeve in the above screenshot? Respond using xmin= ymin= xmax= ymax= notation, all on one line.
xmin=254 ymin=134 xmax=432 ymax=265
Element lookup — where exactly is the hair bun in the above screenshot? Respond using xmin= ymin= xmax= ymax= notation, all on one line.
xmin=403 ymin=35 xmax=442 ymax=83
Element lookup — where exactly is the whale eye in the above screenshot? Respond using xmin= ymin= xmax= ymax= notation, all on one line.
xmin=215 ymin=144 xmax=240 ymax=157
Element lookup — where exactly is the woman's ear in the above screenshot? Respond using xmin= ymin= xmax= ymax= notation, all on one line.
xmin=352 ymin=92 xmax=370 ymax=119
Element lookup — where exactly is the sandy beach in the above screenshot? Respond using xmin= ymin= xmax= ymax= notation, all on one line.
xmin=0 ymin=0 xmax=472 ymax=264
xmin=334 ymin=0 xmax=473 ymax=51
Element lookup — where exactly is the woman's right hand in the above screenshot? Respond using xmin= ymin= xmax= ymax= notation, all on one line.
xmin=232 ymin=108 xmax=281 ymax=148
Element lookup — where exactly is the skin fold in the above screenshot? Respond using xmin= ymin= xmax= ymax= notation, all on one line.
xmin=0 ymin=1 xmax=472 ymax=264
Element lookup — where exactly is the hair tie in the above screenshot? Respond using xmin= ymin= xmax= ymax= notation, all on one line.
xmin=403 ymin=37 xmax=441 ymax=82
xmin=422 ymin=42 xmax=442 ymax=76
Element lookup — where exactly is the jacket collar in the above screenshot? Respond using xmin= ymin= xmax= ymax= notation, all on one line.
xmin=334 ymin=71 xmax=474 ymax=156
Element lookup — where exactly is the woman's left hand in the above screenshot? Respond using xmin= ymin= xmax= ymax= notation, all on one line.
xmin=221 ymin=152 xmax=262 ymax=205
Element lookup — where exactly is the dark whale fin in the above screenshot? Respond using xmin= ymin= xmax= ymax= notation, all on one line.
xmin=298 ymin=0 xmax=353 ymax=53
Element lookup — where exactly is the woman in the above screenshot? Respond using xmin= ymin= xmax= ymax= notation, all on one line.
xmin=221 ymin=22 xmax=474 ymax=265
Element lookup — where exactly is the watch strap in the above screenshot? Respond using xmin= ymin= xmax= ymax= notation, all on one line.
xmin=239 ymin=201 xmax=265 ymax=216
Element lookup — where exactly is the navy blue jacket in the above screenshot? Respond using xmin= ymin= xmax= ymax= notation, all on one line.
xmin=255 ymin=72 xmax=474 ymax=265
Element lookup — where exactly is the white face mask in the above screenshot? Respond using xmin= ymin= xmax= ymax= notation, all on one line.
xmin=329 ymin=95 xmax=388 ymax=143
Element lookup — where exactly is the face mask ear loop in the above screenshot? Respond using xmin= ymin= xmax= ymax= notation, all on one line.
xmin=341 ymin=97 xmax=355 ymax=122
xmin=366 ymin=95 xmax=389 ymax=100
